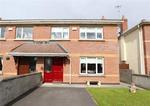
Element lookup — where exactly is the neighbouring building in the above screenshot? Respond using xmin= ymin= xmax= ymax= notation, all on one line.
xmin=0 ymin=18 xmax=126 ymax=84
xmin=119 ymin=19 xmax=150 ymax=75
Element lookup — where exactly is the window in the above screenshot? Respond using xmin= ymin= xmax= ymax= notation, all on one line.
xmin=80 ymin=57 xmax=104 ymax=75
xmin=16 ymin=27 xmax=33 ymax=39
xmin=80 ymin=27 xmax=103 ymax=40
xmin=51 ymin=27 xmax=69 ymax=39
xmin=0 ymin=57 xmax=3 ymax=71
xmin=44 ymin=58 xmax=52 ymax=72
xmin=0 ymin=27 xmax=6 ymax=39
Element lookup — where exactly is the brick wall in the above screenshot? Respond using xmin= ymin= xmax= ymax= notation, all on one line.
xmin=143 ymin=25 xmax=150 ymax=74
xmin=0 ymin=24 xmax=119 ymax=83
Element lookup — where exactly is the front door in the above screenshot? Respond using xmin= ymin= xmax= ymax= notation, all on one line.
xmin=44 ymin=57 xmax=63 ymax=82
xmin=52 ymin=57 xmax=63 ymax=82
xmin=44 ymin=58 xmax=53 ymax=82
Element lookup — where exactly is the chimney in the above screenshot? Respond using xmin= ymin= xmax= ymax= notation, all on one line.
xmin=121 ymin=16 xmax=128 ymax=32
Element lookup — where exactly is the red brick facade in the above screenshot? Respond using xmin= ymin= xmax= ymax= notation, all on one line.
xmin=0 ymin=20 xmax=121 ymax=84
xmin=142 ymin=25 xmax=150 ymax=75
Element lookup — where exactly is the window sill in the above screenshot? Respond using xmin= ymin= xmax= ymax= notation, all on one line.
xmin=78 ymin=39 xmax=105 ymax=42
xmin=79 ymin=74 xmax=105 ymax=77
xmin=0 ymin=38 xmax=6 ymax=41
xmin=50 ymin=39 xmax=70 ymax=41
xmin=14 ymin=39 xmax=33 ymax=41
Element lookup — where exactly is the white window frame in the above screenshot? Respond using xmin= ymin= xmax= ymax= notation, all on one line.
xmin=0 ymin=27 xmax=5 ymax=39
xmin=80 ymin=27 xmax=103 ymax=40
xmin=51 ymin=27 xmax=69 ymax=40
xmin=80 ymin=57 xmax=104 ymax=76
xmin=16 ymin=27 xmax=33 ymax=40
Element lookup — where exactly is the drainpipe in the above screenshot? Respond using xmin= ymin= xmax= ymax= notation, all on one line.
xmin=138 ymin=25 xmax=145 ymax=75
xmin=69 ymin=56 xmax=72 ymax=84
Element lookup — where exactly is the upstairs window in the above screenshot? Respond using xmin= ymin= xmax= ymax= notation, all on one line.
xmin=0 ymin=27 xmax=6 ymax=39
xmin=80 ymin=57 xmax=104 ymax=75
xmin=16 ymin=27 xmax=33 ymax=40
xmin=51 ymin=27 xmax=69 ymax=40
xmin=80 ymin=27 xmax=103 ymax=40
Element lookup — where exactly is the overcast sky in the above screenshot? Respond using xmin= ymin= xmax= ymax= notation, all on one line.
xmin=0 ymin=0 xmax=150 ymax=28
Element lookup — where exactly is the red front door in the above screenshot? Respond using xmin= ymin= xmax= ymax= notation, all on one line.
xmin=44 ymin=57 xmax=63 ymax=82
xmin=52 ymin=58 xmax=63 ymax=82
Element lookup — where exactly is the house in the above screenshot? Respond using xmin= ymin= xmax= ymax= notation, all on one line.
xmin=0 ymin=18 xmax=126 ymax=84
xmin=119 ymin=19 xmax=150 ymax=75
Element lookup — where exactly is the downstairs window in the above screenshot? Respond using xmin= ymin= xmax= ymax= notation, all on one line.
xmin=80 ymin=57 xmax=104 ymax=75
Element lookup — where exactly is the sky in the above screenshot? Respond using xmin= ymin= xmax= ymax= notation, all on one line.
xmin=0 ymin=0 xmax=150 ymax=28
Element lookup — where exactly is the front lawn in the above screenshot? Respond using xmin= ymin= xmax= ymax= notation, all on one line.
xmin=87 ymin=88 xmax=150 ymax=106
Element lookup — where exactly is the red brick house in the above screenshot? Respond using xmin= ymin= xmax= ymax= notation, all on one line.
xmin=0 ymin=18 xmax=126 ymax=84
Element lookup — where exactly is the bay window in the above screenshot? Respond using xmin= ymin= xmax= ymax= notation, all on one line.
xmin=80 ymin=27 xmax=103 ymax=40
xmin=16 ymin=27 xmax=33 ymax=40
xmin=51 ymin=27 xmax=69 ymax=40
xmin=80 ymin=57 xmax=104 ymax=75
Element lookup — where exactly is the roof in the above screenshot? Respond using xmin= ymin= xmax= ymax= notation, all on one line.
xmin=119 ymin=19 xmax=150 ymax=38
xmin=0 ymin=19 xmax=123 ymax=25
xmin=9 ymin=42 xmax=68 ymax=57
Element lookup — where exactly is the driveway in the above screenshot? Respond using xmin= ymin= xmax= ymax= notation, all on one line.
xmin=10 ymin=87 xmax=96 ymax=106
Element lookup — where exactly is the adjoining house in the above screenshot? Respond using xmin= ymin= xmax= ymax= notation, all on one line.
xmin=119 ymin=19 xmax=150 ymax=75
xmin=0 ymin=18 xmax=127 ymax=84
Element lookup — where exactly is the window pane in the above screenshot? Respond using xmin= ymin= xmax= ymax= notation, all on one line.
xmin=29 ymin=57 xmax=37 ymax=73
xmin=16 ymin=28 xmax=22 ymax=39
xmin=97 ymin=64 xmax=103 ymax=73
xmin=80 ymin=57 xmax=86 ymax=63
xmin=87 ymin=57 xmax=96 ymax=63
xmin=80 ymin=32 xmax=85 ymax=39
xmin=81 ymin=63 xmax=86 ymax=73
xmin=87 ymin=32 xmax=95 ymax=39
xmin=51 ymin=27 xmax=69 ymax=39
xmin=63 ymin=32 xmax=68 ymax=39
xmin=87 ymin=63 xmax=96 ymax=74
xmin=97 ymin=33 xmax=102 ymax=39
xmin=44 ymin=58 xmax=52 ymax=72
xmin=52 ymin=32 xmax=62 ymax=39
xmin=23 ymin=27 xmax=32 ymax=39
xmin=0 ymin=27 xmax=5 ymax=38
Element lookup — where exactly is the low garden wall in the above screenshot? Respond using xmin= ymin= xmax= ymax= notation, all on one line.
xmin=0 ymin=72 xmax=42 ymax=106
xmin=120 ymin=69 xmax=132 ymax=84
xmin=132 ymin=74 xmax=150 ymax=89
xmin=120 ymin=69 xmax=150 ymax=89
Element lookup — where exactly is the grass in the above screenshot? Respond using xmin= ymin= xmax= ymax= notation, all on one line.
xmin=87 ymin=88 xmax=150 ymax=106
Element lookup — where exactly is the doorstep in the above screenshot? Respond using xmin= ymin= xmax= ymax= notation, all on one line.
xmin=41 ymin=83 xmax=125 ymax=88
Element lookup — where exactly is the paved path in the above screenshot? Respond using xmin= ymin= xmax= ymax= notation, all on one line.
xmin=10 ymin=87 xmax=96 ymax=106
